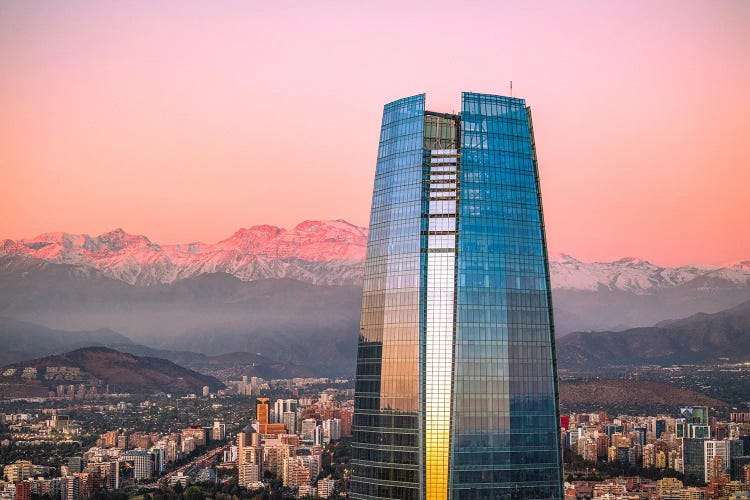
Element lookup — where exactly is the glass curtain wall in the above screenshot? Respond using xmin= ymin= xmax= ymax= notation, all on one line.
xmin=353 ymin=92 xmax=563 ymax=500
xmin=451 ymin=92 xmax=562 ymax=499
xmin=351 ymin=94 xmax=426 ymax=500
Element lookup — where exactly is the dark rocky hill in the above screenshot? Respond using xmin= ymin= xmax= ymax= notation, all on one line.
xmin=556 ymin=299 xmax=750 ymax=368
xmin=0 ymin=315 xmax=321 ymax=379
xmin=0 ymin=347 xmax=224 ymax=395
xmin=112 ymin=344 xmax=316 ymax=379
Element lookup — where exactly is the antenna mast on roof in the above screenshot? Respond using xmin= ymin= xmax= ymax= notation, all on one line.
xmin=510 ymin=81 xmax=513 ymax=97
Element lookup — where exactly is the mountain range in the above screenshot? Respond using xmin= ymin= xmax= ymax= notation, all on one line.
xmin=2 ymin=220 xmax=750 ymax=373
xmin=1 ymin=220 xmax=367 ymax=286
xmin=3 ymin=221 xmax=748 ymax=293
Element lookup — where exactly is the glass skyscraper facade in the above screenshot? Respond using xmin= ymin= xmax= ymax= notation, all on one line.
xmin=352 ymin=92 xmax=562 ymax=500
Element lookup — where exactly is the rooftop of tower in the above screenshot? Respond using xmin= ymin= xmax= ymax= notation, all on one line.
xmin=419 ymin=91 xmax=526 ymax=114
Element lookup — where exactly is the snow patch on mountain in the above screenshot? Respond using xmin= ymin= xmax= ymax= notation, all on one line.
xmin=3 ymin=225 xmax=749 ymax=292
xmin=1 ymin=220 xmax=368 ymax=286
xmin=549 ymin=254 xmax=750 ymax=294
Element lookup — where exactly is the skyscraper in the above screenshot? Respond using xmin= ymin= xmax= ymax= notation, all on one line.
xmin=351 ymin=93 xmax=563 ymax=499
xmin=256 ymin=398 xmax=287 ymax=435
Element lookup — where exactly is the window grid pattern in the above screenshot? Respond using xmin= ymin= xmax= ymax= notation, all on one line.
xmin=424 ymin=143 xmax=459 ymax=500
xmin=351 ymin=94 xmax=426 ymax=500
xmin=353 ymin=93 xmax=562 ymax=500
xmin=450 ymin=93 xmax=563 ymax=499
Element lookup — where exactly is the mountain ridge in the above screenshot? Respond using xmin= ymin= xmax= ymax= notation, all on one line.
xmin=1 ymin=220 xmax=367 ymax=286
xmin=3 ymin=221 xmax=750 ymax=336
xmin=0 ymin=346 xmax=224 ymax=396
xmin=4 ymin=221 xmax=749 ymax=290
xmin=0 ymin=316 xmax=134 ymax=366
xmin=0 ymin=316 xmax=320 ymax=378
xmin=556 ymin=298 xmax=750 ymax=368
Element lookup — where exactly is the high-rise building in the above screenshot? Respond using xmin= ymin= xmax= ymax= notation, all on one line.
xmin=681 ymin=407 xmax=709 ymax=426
xmin=604 ymin=424 xmax=623 ymax=440
xmin=264 ymin=445 xmax=293 ymax=476
xmin=237 ymin=425 xmax=263 ymax=476
xmin=682 ymin=438 xmax=708 ymax=483
xmin=61 ymin=475 xmax=80 ymax=500
xmin=212 ymin=421 xmax=226 ymax=441
xmin=643 ymin=444 xmax=656 ymax=468
xmin=3 ymin=461 xmax=33 ymax=482
xmin=239 ymin=445 xmax=263 ymax=486
xmin=282 ymin=411 xmax=297 ymax=435
xmin=14 ymin=481 xmax=31 ymax=500
xmin=72 ymin=472 xmax=95 ymax=499
xmin=633 ymin=427 xmax=647 ymax=446
xmin=100 ymin=430 xmax=119 ymax=448
xmin=257 ymin=398 xmax=287 ymax=435
xmin=301 ymin=418 xmax=318 ymax=441
xmin=339 ymin=408 xmax=353 ymax=438
xmin=317 ymin=477 xmax=337 ymax=498
xmin=121 ymin=450 xmax=154 ymax=481
xmin=732 ymin=456 xmax=750 ymax=482
xmin=323 ymin=418 xmax=342 ymax=443
xmin=655 ymin=419 xmax=667 ymax=439
xmin=313 ymin=425 xmax=324 ymax=447
xmin=181 ymin=426 xmax=206 ymax=447
xmin=257 ymin=397 xmax=270 ymax=425
xmin=93 ymin=461 xmax=119 ymax=490
xmin=150 ymin=447 xmax=164 ymax=473
xmin=351 ymin=93 xmax=562 ymax=499
xmin=274 ymin=399 xmax=298 ymax=424
xmin=704 ymin=439 xmax=733 ymax=483
xmin=743 ymin=464 xmax=750 ymax=486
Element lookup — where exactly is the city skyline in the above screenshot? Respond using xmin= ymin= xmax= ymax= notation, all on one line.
xmin=1 ymin=1 xmax=749 ymax=266
xmin=1 ymin=2 xmax=750 ymax=499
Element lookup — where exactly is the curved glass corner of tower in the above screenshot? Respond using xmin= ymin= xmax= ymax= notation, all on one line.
xmin=351 ymin=94 xmax=426 ymax=500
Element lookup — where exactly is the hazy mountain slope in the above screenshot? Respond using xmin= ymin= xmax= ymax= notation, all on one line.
xmin=551 ymin=285 xmax=750 ymax=334
xmin=550 ymin=254 xmax=750 ymax=333
xmin=1 ymin=271 xmax=749 ymax=375
xmin=556 ymin=299 xmax=750 ymax=368
xmin=0 ymin=347 xmax=224 ymax=395
xmin=0 ymin=316 xmax=134 ymax=366
xmin=0 ymin=265 xmax=362 ymax=375
xmin=3 ymin=221 xmax=750 ymax=369
xmin=0 ymin=312 xmax=319 ymax=378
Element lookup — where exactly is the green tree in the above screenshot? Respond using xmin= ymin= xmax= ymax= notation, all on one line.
xmin=182 ymin=486 xmax=204 ymax=500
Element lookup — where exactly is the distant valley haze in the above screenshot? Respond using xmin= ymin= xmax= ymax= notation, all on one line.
xmin=2 ymin=220 xmax=750 ymax=375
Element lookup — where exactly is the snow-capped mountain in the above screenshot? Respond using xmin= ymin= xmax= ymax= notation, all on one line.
xmin=3 ymin=222 xmax=749 ymax=294
xmin=1 ymin=220 xmax=368 ymax=286
xmin=2 ymin=222 xmax=750 ymax=352
xmin=548 ymin=253 xmax=750 ymax=294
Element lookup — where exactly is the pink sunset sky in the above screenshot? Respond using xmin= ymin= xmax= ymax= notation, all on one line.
xmin=1 ymin=1 xmax=748 ymax=267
